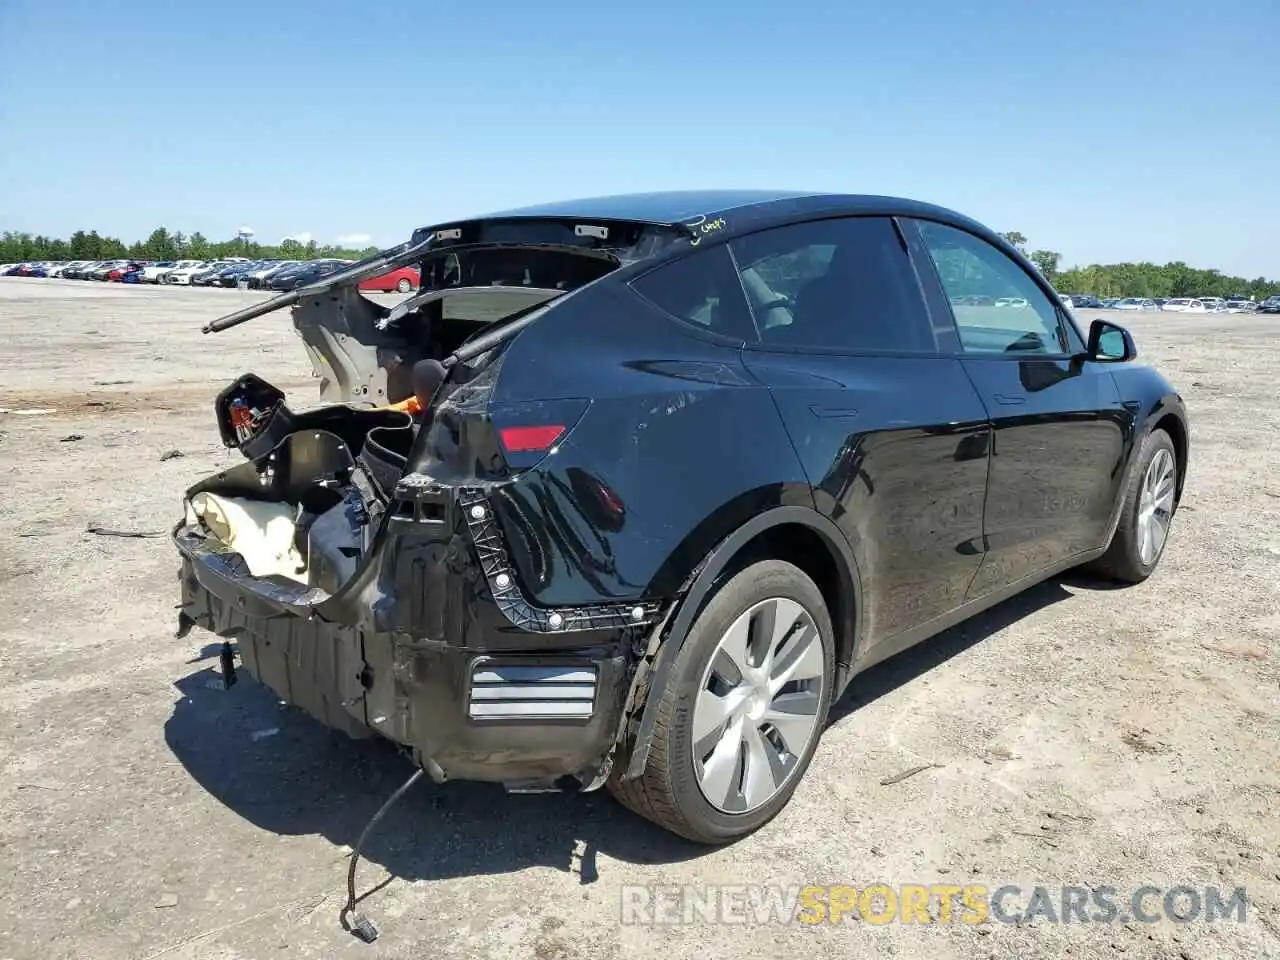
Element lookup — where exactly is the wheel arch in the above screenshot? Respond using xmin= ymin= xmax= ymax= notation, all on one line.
xmin=1150 ymin=407 xmax=1188 ymax=502
xmin=618 ymin=505 xmax=862 ymax=781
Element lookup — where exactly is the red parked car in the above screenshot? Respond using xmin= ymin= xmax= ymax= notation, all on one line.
xmin=107 ymin=261 xmax=145 ymax=281
xmin=358 ymin=266 xmax=419 ymax=293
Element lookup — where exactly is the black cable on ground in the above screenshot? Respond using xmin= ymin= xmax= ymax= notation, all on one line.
xmin=339 ymin=766 xmax=426 ymax=943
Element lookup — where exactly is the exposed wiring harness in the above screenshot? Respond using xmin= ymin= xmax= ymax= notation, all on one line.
xmin=339 ymin=766 xmax=426 ymax=943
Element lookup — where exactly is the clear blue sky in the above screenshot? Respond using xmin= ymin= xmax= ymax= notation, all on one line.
xmin=1 ymin=0 xmax=1276 ymax=276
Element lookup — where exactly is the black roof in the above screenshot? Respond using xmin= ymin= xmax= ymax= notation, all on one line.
xmin=422 ymin=190 xmax=991 ymax=237
xmin=471 ymin=190 xmax=823 ymax=225
xmin=405 ymin=191 xmax=1031 ymax=276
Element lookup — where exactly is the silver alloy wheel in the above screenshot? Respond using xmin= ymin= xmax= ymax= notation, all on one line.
xmin=691 ymin=596 xmax=826 ymax=814
xmin=1137 ymin=447 xmax=1176 ymax=565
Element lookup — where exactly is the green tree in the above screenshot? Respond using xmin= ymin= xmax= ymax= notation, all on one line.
xmin=68 ymin=230 xmax=92 ymax=258
xmin=1000 ymin=231 xmax=1028 ymax=253
xmin=143 ymin=227 xmax=177 ymax=260
xmin=1029 ymin=249 xmax=1061 ymax=282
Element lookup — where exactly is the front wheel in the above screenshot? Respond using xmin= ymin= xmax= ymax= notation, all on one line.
xmin=609 ymin=559 xmax=834 ymax=844
xmin=1086 ymin=428 xmax=1179 ymax=583
xmin=396 ymin=277 xmax=412 ymax=293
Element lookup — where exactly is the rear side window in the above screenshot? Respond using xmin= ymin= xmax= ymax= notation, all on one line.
xmin=630 ymin=244 xmax=756 ymax=341
xmin=730 ymin=217 xmax=935 ymax=353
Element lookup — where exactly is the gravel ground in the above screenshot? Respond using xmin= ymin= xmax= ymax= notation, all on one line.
xmin=0 ymin=278 xmax=1277 ymax=960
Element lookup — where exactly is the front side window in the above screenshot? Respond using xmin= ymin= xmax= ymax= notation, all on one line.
xmin=915 ymin=220 xmax=1079 ymax=355
xmin=730 ymin=216 xmax=934 ymax=353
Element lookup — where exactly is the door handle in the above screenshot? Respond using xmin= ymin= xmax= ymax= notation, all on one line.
xmin=808 ymin=405 xmax=860 ymax=419
xmin=992 ymin=393 xmax=1025 ymax=406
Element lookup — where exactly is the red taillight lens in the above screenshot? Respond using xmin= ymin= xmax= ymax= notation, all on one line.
xmin=498 ymin=425 xmax=566 ymax=453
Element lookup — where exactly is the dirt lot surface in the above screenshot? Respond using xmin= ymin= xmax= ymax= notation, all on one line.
xmin=1 ymin=278 xmax=1277 ymax=960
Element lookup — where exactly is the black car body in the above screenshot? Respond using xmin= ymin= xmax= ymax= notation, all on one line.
xmin=1068 ymin=294 xmax=1105 ymax=309
xmin=189 ymin=262 xmax=232 ymax=286
xmin=265 ymin=259 xmax=348 ymax=290
xmin=177 ymin=191 xmax=1189 ymax=843
xmin=213 ymin=261 xmax=264 ymax=287
xmin=247 ymin=261 xmax=300 ymax=289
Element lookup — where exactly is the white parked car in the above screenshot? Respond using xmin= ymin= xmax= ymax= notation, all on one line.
xmin=1162 ymin=298 xmax=1207 ymax=314
xmin=143 ymin=261 xmax=179 ymax=283
xmin=165 ymin=261 xmax=213 ymax=285
xmin=994 ymin=296 xmax=1029 ymax=308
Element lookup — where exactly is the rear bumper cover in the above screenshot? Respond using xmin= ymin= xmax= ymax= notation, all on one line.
xmin=174 ymin=478 xmax=665 ymax=787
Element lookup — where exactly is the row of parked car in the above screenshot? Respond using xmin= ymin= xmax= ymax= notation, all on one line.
xmin=0 ymin=257 xmax=421 ymax=293
xmin=1060 ymin=293 xmax=1280 ymax=314
xmin=5 ymin=259 xmax=1277 ymax=312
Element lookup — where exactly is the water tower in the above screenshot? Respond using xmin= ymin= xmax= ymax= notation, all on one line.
xmin=236 ymin=226 xmax=254 ymax=257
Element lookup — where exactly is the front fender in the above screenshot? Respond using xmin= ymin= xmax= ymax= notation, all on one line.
xmin=1110 ymin=363 xmax=1190 ymax=500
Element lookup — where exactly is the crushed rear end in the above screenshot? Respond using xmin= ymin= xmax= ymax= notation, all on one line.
xmin=175 ymin=214 xmax=688 ymax=789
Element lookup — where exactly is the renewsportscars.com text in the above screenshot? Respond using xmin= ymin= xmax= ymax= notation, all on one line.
xmin=619 ymin=883 xmax=1248 ymax=926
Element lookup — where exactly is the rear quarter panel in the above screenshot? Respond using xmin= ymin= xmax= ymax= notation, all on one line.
xmin=486 ymin=281 xmax=816 ymax=607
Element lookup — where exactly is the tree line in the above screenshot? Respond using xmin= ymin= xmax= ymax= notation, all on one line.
xmin=1000 ymin=232 xmax=1279 ymax=301
xmin=0 ymin=227 xmax=379 ymax=265
xmin=2 ymin=224 xmax=1275 ymax=301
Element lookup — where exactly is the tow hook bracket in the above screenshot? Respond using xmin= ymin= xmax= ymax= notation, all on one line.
xmin=219 ymin=641 xmax=238 ymax=689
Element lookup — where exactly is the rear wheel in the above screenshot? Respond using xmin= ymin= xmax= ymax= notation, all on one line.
xmin=1086 ymin=428 xmax=1178 ymax=583
xmin=396 ymin=277 xmax=412 ymax=293
xmin=609 ymin=559 xmax=834 ymax=844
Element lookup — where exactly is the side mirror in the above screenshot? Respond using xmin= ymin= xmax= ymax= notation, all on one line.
xmin=1087 ymin=318 xmax=1137 ymax=362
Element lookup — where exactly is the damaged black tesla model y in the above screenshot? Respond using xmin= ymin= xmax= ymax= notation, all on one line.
xmin=175 ymin=191 xmax=1189 ymax=844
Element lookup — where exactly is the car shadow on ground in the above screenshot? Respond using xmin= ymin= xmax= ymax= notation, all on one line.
xmin=164 ymin=571 xmax=1110 ymax=890
xmin=827 ymin=573 xmax=1103 ymax=725
xmin=164 ymin=661 xmax=703 ymax=889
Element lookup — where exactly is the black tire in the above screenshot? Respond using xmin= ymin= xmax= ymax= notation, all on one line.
xmin=396 ymin=277 xmax=412 ymax=293
xmin=608 ymin=559 xmax=835 ymax=844
xmin=1085 ymin=428 xmax=1178 ymax=584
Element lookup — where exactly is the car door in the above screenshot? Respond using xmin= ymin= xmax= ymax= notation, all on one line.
xmin=731 ymin=216 xmax=992 ymax=658
xmin=907 ymin=219 xmax=1130 ymax=599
